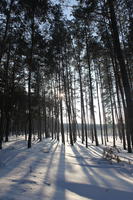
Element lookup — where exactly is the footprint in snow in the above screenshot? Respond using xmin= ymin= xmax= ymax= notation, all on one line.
xmin=11 ymin=179 xmax=37 ymax=185
xmin=44 ymin=181 xmax=51 ymax=186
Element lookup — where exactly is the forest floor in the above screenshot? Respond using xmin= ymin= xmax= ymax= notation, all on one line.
xmin=0 ymin=136 xmax=133 ymax=200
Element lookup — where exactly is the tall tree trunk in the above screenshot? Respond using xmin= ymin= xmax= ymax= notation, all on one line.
xmin=95 ymin=67 xmax=103 ymax=144
xmin=78 ymin=63 xmax=88 ymax=147
xmin=28 ymin=13 xmax=35 ymax=148
xmin=0 ymin=108 xmax=4 ymax=149
xmin=59 ymin=65 xmax=65 ymax=144
xmin=86 ymin=38 xmax=98 ymax=146
xmin=43 ymin=90 xmax=48 ymax=138
xmin=63 ymin=61 xmax=73 ymax=145
xmin=108 ymin=0 xmax=133 ymax=152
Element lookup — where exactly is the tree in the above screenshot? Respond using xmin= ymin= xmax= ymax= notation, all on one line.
xmin=107 ymin=0 xmax=133 ymax=152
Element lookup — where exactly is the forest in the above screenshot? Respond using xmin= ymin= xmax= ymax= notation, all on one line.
xmin=0 ymin=0 xmax=133 ymax=200
xmin=0 ymin=0 xmax=133 ymax=151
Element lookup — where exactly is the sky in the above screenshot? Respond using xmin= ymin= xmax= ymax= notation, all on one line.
xmin=53 ymin=0 xmax=78 ymax=19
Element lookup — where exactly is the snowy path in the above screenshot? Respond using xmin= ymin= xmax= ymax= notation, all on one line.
xmin=0 ymin=137 xmax=133 ymax=200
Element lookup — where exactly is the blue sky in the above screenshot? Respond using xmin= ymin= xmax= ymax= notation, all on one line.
xmin=53 ymin=0 xmax=78 ymax=19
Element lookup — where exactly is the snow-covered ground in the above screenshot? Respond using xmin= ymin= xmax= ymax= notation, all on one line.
xmin=0 ymin=136 xmax=133 ymax=200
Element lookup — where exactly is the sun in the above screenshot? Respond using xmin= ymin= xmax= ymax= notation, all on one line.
xmin=59 ymin=92 xmax=65 ymax=99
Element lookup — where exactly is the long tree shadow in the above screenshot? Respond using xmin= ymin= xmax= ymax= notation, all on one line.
xmin=0 ymin=147 xmax=30 ymax=178
xmin=61 ymin=181 xmax=133 ymax=200
xmin=43 ymin=141 xmax=59 ymax=183
xmin=35 ymin=141 xmax=59 ymax=199
xmin=0 ymin=155 xmax=43 ymax=199
xmin=50 ymin=144 xmax=66 ymax=200
xmin=0 ymin=138 xmax=57 ymax=178
xmin=0 ymin=139 xmax=58 ymax=200
xmin=71 ymin=144 xmax=133 ymax=197
xmin=76 ymin=142 xmax=103 ymax=158
xmin=71 ymin=145 xmax=115 ymax=187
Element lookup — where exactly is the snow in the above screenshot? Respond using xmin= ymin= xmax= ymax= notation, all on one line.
xmin=0 ymin=136 xmax=133 ymax=200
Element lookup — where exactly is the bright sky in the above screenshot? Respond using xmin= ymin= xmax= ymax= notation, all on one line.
xmin=53 ymin=0 xmax=78 ymax=19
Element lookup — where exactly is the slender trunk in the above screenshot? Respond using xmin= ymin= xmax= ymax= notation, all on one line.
xmin=95 ymin=68 xmax=103 ymax=144
xmin=28 ymin=69 xmax=32 ymax=148
xmin=86 ymin=39 xmax=98 ymax=146
xmin=106 ymin=63 xmax=116 ymax=147
xmin=98 ymin=65 xmax=108 ymax=145
xmin=78 ymin=63 xmax=87 ymax=147
xmin=43 ymin=90 xmax=48 ymax=138
xmin=0 ymin=109 xmax=4 ymax=149
xmin=63 ymin=62 xmax=73 ymax=145
xmin=28 ymin=12 xmax=35 ymax=148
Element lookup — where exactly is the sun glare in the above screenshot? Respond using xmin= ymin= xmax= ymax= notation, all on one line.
xmin=59 ymin=93 xmax=64 ymax=99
